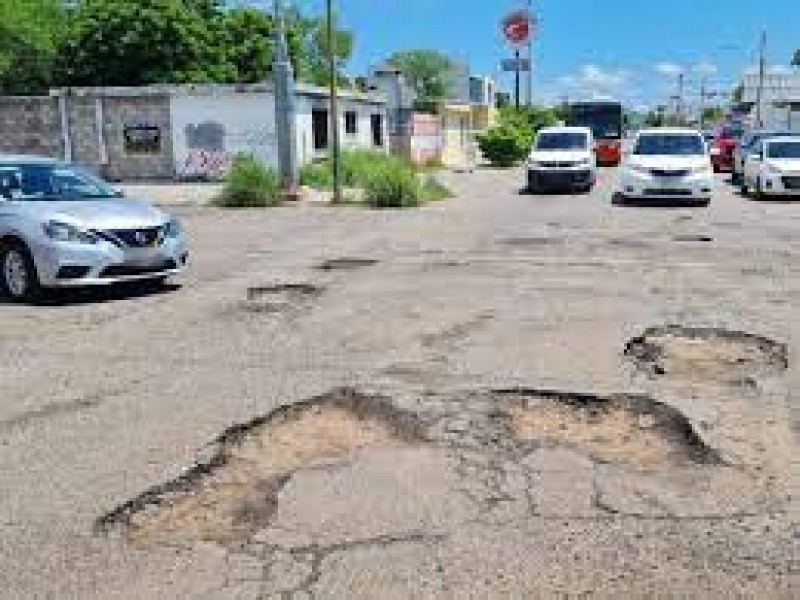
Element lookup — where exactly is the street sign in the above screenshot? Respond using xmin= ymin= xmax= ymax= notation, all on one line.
xmin=501 ymin=58 xmax=531 ymax=72
xmin=502 ymin=10 xmax=534 ymax=46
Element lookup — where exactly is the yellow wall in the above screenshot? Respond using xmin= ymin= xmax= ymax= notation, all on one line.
xmin=440 ymin=104 xmax=472 ymax=167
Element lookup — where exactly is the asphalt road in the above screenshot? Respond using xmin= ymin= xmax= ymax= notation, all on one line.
xmin=0 ymin=167 xmax=796 ymax=599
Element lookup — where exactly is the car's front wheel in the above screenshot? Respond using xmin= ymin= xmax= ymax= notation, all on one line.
xmin=0 ymin=243 xmax=42 ymax=303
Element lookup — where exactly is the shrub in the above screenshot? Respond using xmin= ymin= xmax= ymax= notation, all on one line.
xmin=214 ymin=154 xmax=281 ymax=207
xmin=363 ymin=161 xmax=421 ymax=208
xmin=476 ymin=124 xmax=532 ymax=168
xmin=420 ymin=175 xmax=453 ymax=202
xmin=299 ymin=160 xmax=333 ymax=189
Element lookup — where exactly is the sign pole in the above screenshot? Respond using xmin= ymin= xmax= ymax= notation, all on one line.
xmin=514 ymin=50 xmax=521 ymax=109
xmin=526 ymin=0 xmax=533 ymax=106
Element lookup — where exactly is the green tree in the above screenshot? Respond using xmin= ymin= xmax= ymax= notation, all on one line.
xmin=218 ymin=7 xmax=275 ymax=84
xmin=0 ymin=0 xmax=65 ymax=94
xmin=56 ymin=0 xmax=235 ymax=87
xmin=385 ymin=50 xmax=458 ymax=102
xmin=286 ymin=10 xmax=353 ymax=86
xmin=701 ymin=106 xmax=725 ymax=126
xmin=792 ymin=50 xmax=800 ymax=68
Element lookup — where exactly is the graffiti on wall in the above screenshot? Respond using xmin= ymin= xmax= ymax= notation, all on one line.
xmin=181 ymin=122 xmax=230 ymax=179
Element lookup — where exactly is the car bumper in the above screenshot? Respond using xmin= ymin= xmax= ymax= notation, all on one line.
xmin=528 ymin=169 xmax=594 ymax=190
xmin=620 ymin=171 xmax=714 ymax=202
xmin=31 ymin=236 xmax=188 ymax=288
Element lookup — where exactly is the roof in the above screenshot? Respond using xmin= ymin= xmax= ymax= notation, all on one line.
xmin=538 ymin=126 xmax=592 ymax=135
xmin=48 ymin=82 xmax=387 ymax=106
xmin=637 ymin=127 xmax=702 ymax=136
xmin=0 ymin=154 xmax=60 ymax=164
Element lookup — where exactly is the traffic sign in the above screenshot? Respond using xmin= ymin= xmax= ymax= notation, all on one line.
xmin=502 ymin=10 xmax=534 ymax=46
xmin=501 ymin=58 xmax=531 ymax=72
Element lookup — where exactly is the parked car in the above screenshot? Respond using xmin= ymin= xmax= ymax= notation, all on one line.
xmin=617 ymin=128 xmax=714 ymax=206
xmin=0 ymin=156 xmax=187 ymax=302
xmin=708 ymin=125 xmax=743 ymax=173
xmin=526 ymin=126 xmax=596 ymax=193
xmin=732 ymin=130 xmax=796 ymax=186
xmin=741 ymin=136 xmax=800 ymax=199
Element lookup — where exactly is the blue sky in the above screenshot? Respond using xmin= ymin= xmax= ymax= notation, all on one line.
xmin=257 ymin=0 xmax=798 ymax=109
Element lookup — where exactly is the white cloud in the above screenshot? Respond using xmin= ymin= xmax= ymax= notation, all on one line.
xmin=692 ymin=61 xmax=718 ymax=77
xmin=555 ymin=64 xmax=630 ymax=98
xmin=654 ymin=62 xmax=682 ymax=77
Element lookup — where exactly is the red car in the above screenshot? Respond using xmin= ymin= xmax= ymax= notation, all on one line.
xmin=709 ymin=125 xmax=744 ymax=173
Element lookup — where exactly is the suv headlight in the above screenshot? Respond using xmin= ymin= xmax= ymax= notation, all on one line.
xmin=164 ymin=217 xmax=183 ymax=238
xmin=43 ymin=221 xmax=97 ymax=244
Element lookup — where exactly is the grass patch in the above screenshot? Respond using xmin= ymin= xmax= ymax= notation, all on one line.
xmin=213 ymin=154 xmax=281 ymax=208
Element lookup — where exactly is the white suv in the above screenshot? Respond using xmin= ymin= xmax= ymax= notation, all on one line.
xmin=742 ymin=136 xmax=800 ymax=199
xmin=527 ymin=126 xmax=596 ymax=193
xmin=618 ymin=128 xmax=714 ymax=206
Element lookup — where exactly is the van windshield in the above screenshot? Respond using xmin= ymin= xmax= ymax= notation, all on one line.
xmin=633 ymin=134 xmax=705 ymax=156
xmin=536 ymin=132 xmax=589 ymax=150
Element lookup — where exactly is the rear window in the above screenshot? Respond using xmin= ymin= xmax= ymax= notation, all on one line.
xmin=633 ymin=134 xmax=705 ymax=156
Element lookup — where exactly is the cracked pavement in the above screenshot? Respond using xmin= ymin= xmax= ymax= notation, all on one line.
xmin=0 ymin=168 xmax=796 ymax=598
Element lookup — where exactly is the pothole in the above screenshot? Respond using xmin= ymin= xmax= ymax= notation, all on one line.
xmin=315 ymin=258 xmax=378 ymax=272
xmin=673 ymin=234 xmax=714 ymax=243
xmin=624 ymin=326 xmax=788 ymax=380
xmin=244 ymin=283 xmax=324 ymax=313
xmin=500 ymin=236 xmax=564 ymax=247
xmin=96 ymin=389 xmax=426 ymax=547
xmin=496 ymin=389 xmax=722 ymax=470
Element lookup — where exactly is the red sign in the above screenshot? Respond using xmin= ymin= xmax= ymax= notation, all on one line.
xmin=502 ymin=10 xmax=533 ymax=46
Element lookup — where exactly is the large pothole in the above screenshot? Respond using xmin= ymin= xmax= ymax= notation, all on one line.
xmin=244 ymin=283 xmax=325 ymax=314
xmin=315 ymin=257 xmax=378 ymax=272
xmin=624 ymin=326 xmax=788 ymax=381
xmin=96 ymin=389 xmax=426 ymax=546
xmin=496 ymin=389 xmax=722 ymax=470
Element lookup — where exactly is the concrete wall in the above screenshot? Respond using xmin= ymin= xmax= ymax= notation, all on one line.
xmin=0 ymin=96 xmax=62 ymax=158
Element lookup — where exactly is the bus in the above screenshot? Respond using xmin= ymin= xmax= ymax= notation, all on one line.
xmin=565 ymin=101 xmax=625 ymax=166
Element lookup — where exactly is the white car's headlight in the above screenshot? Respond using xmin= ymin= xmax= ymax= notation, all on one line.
xmin=164 ymin=217 xmax=183 ymax=238
xmin=43 ymin=221 xmax=98 ymax=244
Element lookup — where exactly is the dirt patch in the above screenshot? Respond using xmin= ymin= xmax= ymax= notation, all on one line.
xmin=315 ymin=258 xmax=378 ymax=272
xmin=498 ymin=389 xmax=722 ymax=470
xmin=244 ymin=283 xmax=324 ymax=314
xmin=625 ymin=326 xmax=788 ymax=381
xmin=96 ymin=389 xmax=426 ymax=547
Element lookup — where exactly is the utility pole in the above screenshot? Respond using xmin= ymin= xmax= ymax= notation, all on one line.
xmin=526 ymin=0 xmax=533 ymax=106
xmin=755 ymin=29 xmax=767 ymax=129
xmin=273 ymin=0 xmax=299 ymax=197
xmin=699 ymin=77 xmax=707 ymax=130
xmin=327 ymin=0 xmax=342 ymax=203
xmin=676 ymin=72 xmax=685 ymax=124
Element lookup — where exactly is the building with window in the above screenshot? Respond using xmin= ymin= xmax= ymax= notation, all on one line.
xmin=738 ymin=70 xmax=800 ymax=130
xmin=0 ymin=83 xmax=389 ymax=180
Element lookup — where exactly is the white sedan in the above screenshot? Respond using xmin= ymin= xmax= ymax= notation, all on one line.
xmin=618 ymin=128 xmax=714 ymax=206
xmin=742 ymin=137 xmax=800 ymax=199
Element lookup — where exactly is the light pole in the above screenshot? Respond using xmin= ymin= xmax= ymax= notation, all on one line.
xmin=327 ymin=0 xmax=343 ymax=204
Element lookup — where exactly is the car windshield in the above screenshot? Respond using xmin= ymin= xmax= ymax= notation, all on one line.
xmin=633 ymin=134 xmax=705 ymax=156
xmin=536 ymin=132 xmax=588 ymax=150
xmin=0 ymin=163 xmax=118 ymax=202
xmin=745 ymin=132 xmax=793 ymax=150
xmin=766 ymin=141 xmax=800 ymax=159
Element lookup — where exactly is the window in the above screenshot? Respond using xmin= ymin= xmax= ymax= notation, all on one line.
xmin=633 ymin=134 xmax=704 ymax=156
xmin=0 ymin=162 xmax=117 ymax=201
xmin=123 ymin=125 xmax=162 ymax=154
xmin=371 ymin=114 xmax=384 ymax=147
xmin=344 ymin=111 xmax=357 ymax=135
xmin=312 ymin=109 xmax=329 ymax=151
xmin=536 ymin=132 xmax=589 ymax=150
